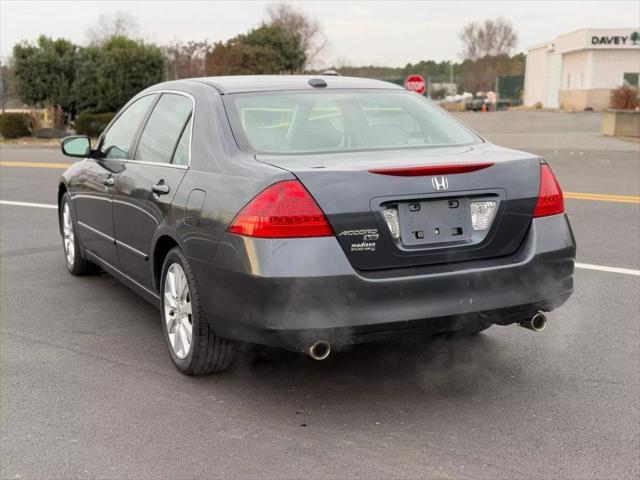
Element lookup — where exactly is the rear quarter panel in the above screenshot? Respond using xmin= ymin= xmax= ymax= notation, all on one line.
xmin=159 ymin=82 xmax=294 ymax=264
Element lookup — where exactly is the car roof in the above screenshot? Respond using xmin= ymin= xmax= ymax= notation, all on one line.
xmin=182 ymin=75 xmax=403 ymax=94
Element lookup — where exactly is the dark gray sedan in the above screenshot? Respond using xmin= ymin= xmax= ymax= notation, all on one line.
xmin=58 ymin=76 xmax=575 ymax=374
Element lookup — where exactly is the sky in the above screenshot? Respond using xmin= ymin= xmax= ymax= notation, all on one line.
xmin=1 ymin=0 xmax=638 ymax=67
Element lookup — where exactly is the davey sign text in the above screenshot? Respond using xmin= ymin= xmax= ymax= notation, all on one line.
xmin=591 ymin=31 xmax=640 ymax=46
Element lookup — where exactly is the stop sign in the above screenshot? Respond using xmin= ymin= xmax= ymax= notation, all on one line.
xmin=404 ymin=74 xmax=426 ymax=95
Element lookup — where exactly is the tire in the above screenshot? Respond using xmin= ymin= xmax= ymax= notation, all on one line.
xmin=160 ymin=247 xmax=235 ymax=375
xmin=60 ymin=192 xmax=98 ymax=275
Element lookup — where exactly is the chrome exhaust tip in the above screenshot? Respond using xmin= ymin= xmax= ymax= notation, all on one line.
xmin=307 ymin=340 xmax=331 ymax=361
xmin=520 ymin=312 xmax=547 ymax=332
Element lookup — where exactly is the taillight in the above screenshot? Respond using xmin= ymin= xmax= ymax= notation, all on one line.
xmin=533 ymin=164 xmax=564 ymax=217
xmin=227 ymin=180 xmax=333 ymax=238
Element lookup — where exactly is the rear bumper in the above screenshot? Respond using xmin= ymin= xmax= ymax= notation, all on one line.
xmin=191 ymin=214 xmax=575 ymax=349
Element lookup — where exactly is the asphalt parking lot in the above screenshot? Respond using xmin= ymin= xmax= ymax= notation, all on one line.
xmin=1 ymin=111 xmax=638 ymax=479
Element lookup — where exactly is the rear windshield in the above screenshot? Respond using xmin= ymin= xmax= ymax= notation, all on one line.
xmin=224 ymin=90 xmax=480 ymax=154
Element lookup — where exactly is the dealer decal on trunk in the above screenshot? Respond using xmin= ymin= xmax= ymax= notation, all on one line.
xmin=338 ymin=229 xmax=379 ymax=252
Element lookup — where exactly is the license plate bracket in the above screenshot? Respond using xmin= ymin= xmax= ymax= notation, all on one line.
xmin=398 ymin=197 xmax=472 ymax=246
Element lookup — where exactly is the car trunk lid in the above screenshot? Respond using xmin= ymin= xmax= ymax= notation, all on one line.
xmin=256 ymin=144 xmax=540 ymax=271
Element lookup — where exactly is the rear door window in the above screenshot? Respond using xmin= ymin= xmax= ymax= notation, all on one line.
xmin=135 ymin=93 xmax=193 ymax=164
xmin=171 ymin=117 xmax=192 ymax=166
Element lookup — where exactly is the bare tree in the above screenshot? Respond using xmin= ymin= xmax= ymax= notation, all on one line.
xmin=458 ymin=18 xmax=517 ymax=60
xmin=462 ymin=55 xmax=519 ymax=92
xmin=163 ymin=40 xmax=210 ymax=80
xmin=86 ymin=11 xmax=140 ymax=44
xmin=265 ymin=3 xmax=326 ymax=69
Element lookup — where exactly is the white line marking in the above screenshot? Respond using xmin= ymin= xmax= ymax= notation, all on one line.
xmin=0 ymin=200 xmax=57 ymax=209
xmin=575 ymin=263 xmax=640 ymax=277
xmin=2 ymin=199 xmax=639 ymax=277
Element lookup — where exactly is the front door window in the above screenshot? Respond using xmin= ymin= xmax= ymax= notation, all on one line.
xmin=99 ymin=95 xmax=156 ymax=160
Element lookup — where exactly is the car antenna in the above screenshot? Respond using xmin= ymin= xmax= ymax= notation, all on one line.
xmin=308 ymin=78 xmax=327 ymax=88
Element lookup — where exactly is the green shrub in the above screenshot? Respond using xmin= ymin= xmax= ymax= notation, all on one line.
xmin=0 ymin=113 xmax=31 ymax=139
xmin=75 ymin=112 xmax=116 ymax=137
xmin=75 ymin=37 xmax=165 ymax=112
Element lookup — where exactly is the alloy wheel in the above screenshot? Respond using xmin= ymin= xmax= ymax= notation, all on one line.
xmin=164 ymin=263 xmax=193 ymax=359
xmin=62 ymin=202 xmax=75 ymax=267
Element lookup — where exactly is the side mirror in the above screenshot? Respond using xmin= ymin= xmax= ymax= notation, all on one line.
xmin=61 ymin=136 xmax=91 ymax=158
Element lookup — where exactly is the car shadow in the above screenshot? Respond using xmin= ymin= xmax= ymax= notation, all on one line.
xmin=167 ymin=330 xmax=537 ymax=435
xmin=202 ymin=331 xmax=527 ymax=411
xmin=90 ymin=271 xmax=528 ymax=413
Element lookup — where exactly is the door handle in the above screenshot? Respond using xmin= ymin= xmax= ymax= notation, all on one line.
xmin=103 ymin=176 xmax=115 ymax=187
xmin=152 ymin=182 xmax=170 ymax=195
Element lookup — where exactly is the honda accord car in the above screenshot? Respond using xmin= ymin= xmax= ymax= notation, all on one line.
xmin=58 ymin=76 xmax=575 ymax=374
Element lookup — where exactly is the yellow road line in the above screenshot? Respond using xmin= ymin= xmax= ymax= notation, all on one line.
xmin=0 ymin=161 xmax=72 ymax=169
xmin=564 ymin=192 xmax=640 ymax=204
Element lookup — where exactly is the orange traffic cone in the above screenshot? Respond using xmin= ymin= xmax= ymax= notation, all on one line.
xmin=482 ymin=103 xmax=487 ymax=112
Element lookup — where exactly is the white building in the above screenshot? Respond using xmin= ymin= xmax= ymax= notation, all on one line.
xmin=524 ymin=28 xmax=640 ymax=111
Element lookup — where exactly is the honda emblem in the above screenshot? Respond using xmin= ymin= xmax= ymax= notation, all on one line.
xmin=431 ymin=176 xmax=449 ymax=191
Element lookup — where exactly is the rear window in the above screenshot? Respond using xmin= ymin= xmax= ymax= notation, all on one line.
xmin=224 ymin=90 xmax=480 ymax=154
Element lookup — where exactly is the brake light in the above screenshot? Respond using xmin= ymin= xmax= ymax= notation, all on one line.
xmin=369 ymin=162 xmax=493 ymax=176
xmin=227 ymin=180 xmax=333 ymax=238
xmin=533 ymin=164 xmax=564 ymax=217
